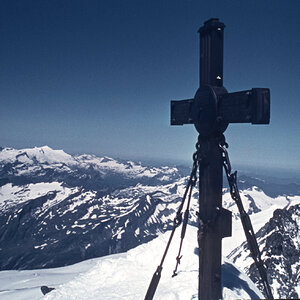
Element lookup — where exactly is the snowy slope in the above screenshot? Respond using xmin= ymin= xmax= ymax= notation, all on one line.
xmin=0 ymin=226 xmax=263 ymax=300
xmin=0 ymin=259 xmax=95 ymax=300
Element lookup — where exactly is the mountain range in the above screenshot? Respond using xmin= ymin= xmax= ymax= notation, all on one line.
xmin=0 ymin=146 xmax=299 ymax=298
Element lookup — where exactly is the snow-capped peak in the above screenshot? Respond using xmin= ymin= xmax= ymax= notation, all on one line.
xmin=0 ymin=146 xmax=76 ymax=165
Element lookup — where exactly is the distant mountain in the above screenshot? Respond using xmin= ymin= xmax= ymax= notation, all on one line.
xmin=0 ymin=146 xmax=184 ymax=190
xmin=0 ymin=146 xmax=299 ymax=298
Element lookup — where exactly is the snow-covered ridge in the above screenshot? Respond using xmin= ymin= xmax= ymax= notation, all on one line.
xmin=0 ymin=146 xmax=180 ymax=181
xmin=0 ymin=146 xmax=75 ymax=165
xmin=0 ymin=182 xmax=74 ymax=211
xmin=75 ymin=153 xmax=179 ymax=180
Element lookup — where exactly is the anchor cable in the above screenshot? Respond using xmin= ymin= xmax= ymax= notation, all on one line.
xmin=144 ymin=140 xmax=200 ymax=300
xmin=219 ymin=138 xmax=274 ymax=300
xmin=145 ymin=135 xmax=273 ymax=300
xmin=172 ymin=158 xmax=198 ymax=277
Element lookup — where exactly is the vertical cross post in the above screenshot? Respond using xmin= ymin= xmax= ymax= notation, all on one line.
xmin=198 ymin=136 xmax=224 ymax=300
xmin=197 ymin=19 xmax=229 ymax=300
xmin=199 ymin=18 xmax=225 ymax=87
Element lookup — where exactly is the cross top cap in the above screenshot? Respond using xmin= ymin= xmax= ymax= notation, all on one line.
xmin=198 ymin=18 xmax=225 ymax=34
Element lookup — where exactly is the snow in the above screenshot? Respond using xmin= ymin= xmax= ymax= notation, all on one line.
xmin=287 ymin=195 xmax=300 ymax=208
xmin=0 ymin=226 xmax=263 ymax=300
xmin=0 ymin=146 xmax=179 ymax=181
xmin=295 ymin=285 xmax=300 ymax=298
xmin=75 ymin=153 xmax=178 ymax=180
xmin=222 ymin=189 xmax=291 ymax=256
xmin=0 ymin=259 xmax=97 ymax=300
xmin=34 ymin=243 xmax=48 ymax=250
xmin=0 ymin=182 xmax=73 ymax=211
xmin=0 ymin=146 xmax=76 ymax=165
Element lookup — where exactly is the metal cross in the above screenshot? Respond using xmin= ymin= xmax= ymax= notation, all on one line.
xmin=170 ymin=18 xmax=270 ymax=300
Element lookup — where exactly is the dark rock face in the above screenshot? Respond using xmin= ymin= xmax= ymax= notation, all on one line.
xmin=228 ymin=204 xmax=300 ymax=299
xmin=244 ymin=194 xmax=261 ymax=215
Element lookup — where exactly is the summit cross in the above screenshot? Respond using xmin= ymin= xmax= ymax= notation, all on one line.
xmin=170 ymin=18 xmax=270 ymax=300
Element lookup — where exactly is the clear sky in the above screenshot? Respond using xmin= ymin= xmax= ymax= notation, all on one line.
xmin=0 ymin=0 xmax=299 ymax=171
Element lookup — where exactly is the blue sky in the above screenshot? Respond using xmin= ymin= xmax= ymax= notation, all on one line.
xmin=0 ymin=0 xmax=299 ymax=171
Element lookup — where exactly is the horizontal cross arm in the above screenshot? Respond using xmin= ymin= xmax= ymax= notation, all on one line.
xmin=218 ymin=88 xmax=270 ymax=124
xmin=170 ymin=88 xmax=270 ymax=128
xmin=170 ymin=99 xmax=194 ymax=125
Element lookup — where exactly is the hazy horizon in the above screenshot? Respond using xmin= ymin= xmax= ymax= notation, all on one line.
xmin=1 ymin=143 xmax=299 ymax=183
